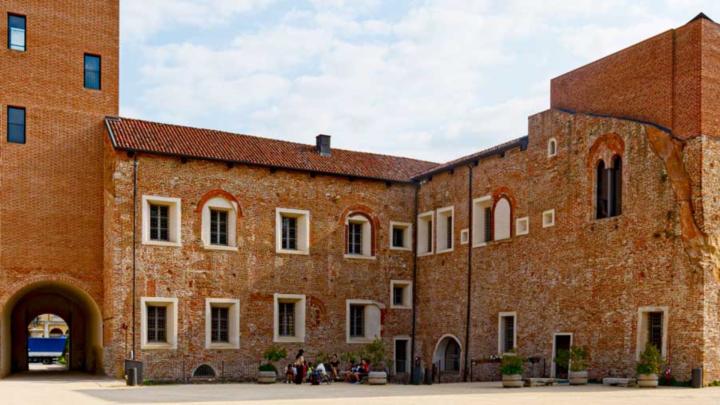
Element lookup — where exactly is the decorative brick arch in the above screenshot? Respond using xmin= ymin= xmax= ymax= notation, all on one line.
xmin=339 ymin=205 xmax=379 ymax=256
xmin=588 ymin=132 xmax=625 ymax=169
xmin=195 ymin=189 xmax=243 ymax=217
xmin=491 ymin=187 xmax=516 ymax=239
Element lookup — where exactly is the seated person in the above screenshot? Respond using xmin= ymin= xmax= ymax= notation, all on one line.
xmin=329 ymin=354 xmax=340 ymax=380
xmin=285 ymin=363 xmax=295 ymax=384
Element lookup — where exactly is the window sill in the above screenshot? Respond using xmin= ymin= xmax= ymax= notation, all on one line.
xmin=276 ymin=248 xmax=309 ymax=255
xmin=436 ymin=248 xmax=454 ymax=254
xmin=203 ymin=244 xmax=238 ymax=252
xmin=206 ymin=342 xmax=239 ymax=350
xmin=472 ymin=242 xmax=487 ymax=248
xmin=347 ymin=337 xmax=375 ymax=344
xmin=142 ymin=240 xmax=181 ymax=248
xmin=141 ymin=343 xmax=177 ymax=350
xmin=390 ymin=304 xmax=412 ymax=310
xmin=417 ymin=251 xmax=434 ymax=257
xmin=273 ymin=336 xmax=305 ymax=343
xmin=389 ymin=246 xmax=412 ymax=251
xmin=343 ymin=254 xmax=376 ymax=260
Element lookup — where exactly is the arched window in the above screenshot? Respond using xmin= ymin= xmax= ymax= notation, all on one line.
xmin=201 ymin=196 xmax=239 ymax=249
xmin=193 ymin=364 xmax=216 ymax=378
xmin=548 ymin=138 xmax=557 ymax=157
xmin=611 ymin=155 xmax=622 ymax=216
xmin=345 ymin=212 xmax=374 ymax=257
xmin=596 ymin=156 xmax=622 ymax=219
xmin=596 ymin=160 xmax=607 ymax=218
xmin=493 ymin=197 xmax=511 ymax=241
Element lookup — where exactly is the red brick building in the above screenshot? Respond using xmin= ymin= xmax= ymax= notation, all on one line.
xmin=1 ymin=1 xmax=720 ymax=385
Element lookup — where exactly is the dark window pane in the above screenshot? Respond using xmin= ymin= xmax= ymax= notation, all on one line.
xmin=393 ymin=286 xmax=404 ymax=306
xmin=281 ymin=216 xmax=297 ymax=250
xmin=7 ymin=106 xmax=25 ymax=144
xmin=502 ymin=316 xmax=515 ymax=353
xmin=211 ymin=307 xmax=229 ymax=343
xmin=427 ymin=219 xmax=433 ymax=251
xmin=648 ymin=312 xmax=663 ymax=352
xmin=147 ymin=305 xmax=167 ymax=343
xmin=483 ymin=207 xmax=492 ymax=242
xmin=611 ymin=156 xmax=622 ymax=217
xmin=350 ymin=304 xmax=365 ymax=338
xmin=395 ymin=339 xmax=408 ymax=373
xmin=210 ymin=209 xmax=229 ymax=245
xmin=348 ymin=222 xmax=363 ymax=255
xmin=149 ymin=204 xmax=170 ymax=241
xmin=279 ymin=302 xmax=295 ymax=336
xmin=392 ymin=227 xmax=404 ymax=247
xmin=446 ymin=215 xmax=453 ymax=248
xmin=596 ymin=160 xmax=609 ymax=219
xmin=8 ymin=14 xmax=25 ymax=51
xmin=84 ymin=54 xmax=101 ymax=90
xmin=444 ymin=339 xmax=460 ymax=371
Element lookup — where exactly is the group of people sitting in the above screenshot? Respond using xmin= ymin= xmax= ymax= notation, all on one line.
xmin=284 ymin=350 xmax=371 ymax=385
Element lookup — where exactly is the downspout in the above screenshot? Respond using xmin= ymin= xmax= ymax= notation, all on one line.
xmin=131 ymin=155 xmax=138 ymax=360
xmin=410 ymin=182 xmax=419 ymax=384
xmin=463 ymin=164 xmax=473 ymax=381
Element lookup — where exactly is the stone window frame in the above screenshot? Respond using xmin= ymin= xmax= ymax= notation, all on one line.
xmin=497 ymin=311 xmax=517 ymax=355
xmin=390 ymin=280 xmax=413 ymax=309
xmin=636 ymin=306 xmax=668 ymax=360
xmin=345 ymin=299 xmax=383 ymax=344
xmin=344 ymin=212 xmax=375 ymax=260
xmin=548 ymin=137 xmax=558 ymax=157
xmin=275 ymin=208 xmax=310 ymax=255
xmin=542 ymin=209 xmax=555 ymax=228
xmin=141 ymin=195 xmax=182 ymax=247
xmin=140 ymin=297 xmax=178 ymax=350
xmin=472 ymin=196 xmax=493 ymax=247
xmin=417 ymin=210 xmax=435 ymax=256
xmin=460 ymin=228 xmax=469 ymax=245
xmin=273 ymin=293 xmax=306 ymax=343
xmin=201 ymin=197 xmax=239 ymax=251
xmin=389 ymin=221 xmax=413 ymax=251
xmin=493 ymin=197 xmax=512 ymax=241
xmin=436 ymin=205 xmax=455 ymax=254
xmin=204 ymin=298 xmax=240 ymax=350
xmin=516 ymin=217 xmax=529 ymax=236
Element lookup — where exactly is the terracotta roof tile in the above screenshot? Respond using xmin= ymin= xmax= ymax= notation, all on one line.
xmin=106 ymin=117 xmax=439 ymax=183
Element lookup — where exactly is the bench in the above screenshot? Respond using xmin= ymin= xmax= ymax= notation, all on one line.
xmin=524 ymin=378 xmax=556 ymax=387
xmin=602 ymin=377 xmax=636 ymax=387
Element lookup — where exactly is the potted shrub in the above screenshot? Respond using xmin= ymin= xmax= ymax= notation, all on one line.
xmin=500 ymin=352 xmax=524 ymax=388
xmin=257 ymin=345 xmax=287 ymax=384
xmin=636 ymin=344 xmax=661 ymax=388
xmin=564 ymin=347 xmax=589 ymax=385
xmin=362 ymin=338 xmax=389 ymax=385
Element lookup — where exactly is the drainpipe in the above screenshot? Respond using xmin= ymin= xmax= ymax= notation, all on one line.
xmin=410 ymin=182 xmax=419 ymax=384
xmin=463 ymin=164 xmax=473 ymax=381
xmin=131 ymin=155 xmax=138 ymax=360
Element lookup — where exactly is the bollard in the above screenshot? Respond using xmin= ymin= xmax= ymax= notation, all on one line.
xmin=692 ymin=368 xmax=703 ymax=388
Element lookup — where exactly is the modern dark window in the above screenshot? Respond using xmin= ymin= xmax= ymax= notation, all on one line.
xmin=278 ymin=302 xmax=295 ymax=337
xmin=8 ymin=14 xmax=25 ymax=51
xmin=392 ymin=227 xmax=405 ymax=248
xmin=611 ymin=156 xmax=623 ymax=216
xmin=149 ymin=204 xmax=170 ymax=241
xmin=483 ymin=206 xmax=492 ymax=242
xmin=146 ymin=305 xmax=167 ymax=343
xmin=210 ymin=306 xmax=229 ymax=343
xmin=349 ymin=304 xmax=365 ymax=338
xmin=445 ymin=215 xmax=453 ymax=249
xmin=501 ymin=315 xmax=515 ymax=353
xmin=84 ymin=54 xmax=101 ymax=90
xmin=444 ymin=339 xmax=460 ymax=372
xmin=596 ymin=156 xmax=622 ymax=219
xmin=281 ymin=216 xmax=297 ymax=250
xmin=210 ymin=209 xmax=228 ymax=246
xmin=426 ymin=220 xmax=433 ymax=252
xmin=393 ymin=286 xmax=404 ymax=306
xmin=395 ymin=339 xmax=408 ymax=373
xmin=348 ymin=222 xmax=363 ymax=255
xmin=647 ymin=312 xmax=663 ymax=352
xmin=7 ymin=106 xmax=25 ymax=144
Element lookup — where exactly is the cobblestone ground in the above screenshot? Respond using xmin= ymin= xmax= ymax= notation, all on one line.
xmin=5 ymin=372 xmax=720 ymax=405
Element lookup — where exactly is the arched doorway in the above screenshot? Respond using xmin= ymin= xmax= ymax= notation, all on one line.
xmin=1 ymin=281 xmax=103 ymax=376
xmin=433 ymin=334 xmax=462 ymax=374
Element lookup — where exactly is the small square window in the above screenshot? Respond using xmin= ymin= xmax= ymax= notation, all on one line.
xmin=146 ymin=305 xmax=167 ymax=343
xmin=8 ymin=14 xmax=26 ymax=51
xmin=273 ymin=294 xmax=306 ymax=343
xmin=205 ymin=298 xmax=240 ymax=349
xmin=516 ymin=217 xmax=529 ymax=235
xmin=7 ymin=106 xmax=25 ymax=144
xmin=472 ymin=197 xmax=493 ymax=246
xmin=390 ymin=280 xmax=412 ymax=309
xmin=202 ymin=197 xmax=238 ymax=250
xmin=84 ymin=54 xmax=101 ymax=90
xmin=346 ymin=300 xmax=382 ymax=343
xmin=276 ymin=209 xmax=309 ymax=254
xmin=141 ymin=297 xmax=178 ymax=350
xmin=142 ymin=195 xmax=181 ymax=246
xmin=349 ymin=304 xmax=365 ymax=338
xmin=210 ymin=209 xmax=228 ymax=246
xmin=542 ymin=210 xmax=555 ymax=228
xmin=149 ymin=204 xmax=169 ymax=241
xmin=460 ymin=229 xmax=469 ymax=244
xmin=498 ymin=312 xmax=516 ymax=354
xmin=390 ymin=222 xmax=412 ymax=251
xmin=436 ymin=206 xmax=454 ymax=253
xmin=417 ymin=212 xmax=434 ymax=256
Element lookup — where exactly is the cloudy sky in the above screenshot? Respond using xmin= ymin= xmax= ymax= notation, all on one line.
xmin=119 ymin=0 xmax=718 ymax=163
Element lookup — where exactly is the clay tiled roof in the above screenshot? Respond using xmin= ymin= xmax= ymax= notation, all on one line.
xmin=105 ymin=117 xmax=439 ymax=183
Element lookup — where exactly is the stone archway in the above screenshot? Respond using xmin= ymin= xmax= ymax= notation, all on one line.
xmin=432 ymin=334 xmax=462 ymax=374
xmin=1 ymin=281 xmax=103 ymax=376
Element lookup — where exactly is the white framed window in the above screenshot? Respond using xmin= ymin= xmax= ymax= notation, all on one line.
xmin=394 ymin=336 xmax=412 ymax=375
xmin=542 ymin=209 xmax=555 ymax=228
xmin=273 ymin=294 xmax=306 ymax=343
xmin=142 ymin=195 xmax=182 ymax=247
xmin=275 ymin=208 xmax=310 ymax=255
xmin=516 ymin=217 xmax=529 ymax=236
xmin=417 ymin=211 xmax=434 ymax=256
xmin=460 ymin=228 xmax=469 ymax=244
xmin=390 ymin=280 xmax=412 ymax=309
xmin=436 ymin=206 xmax=454 ymax=253
xmin=345 ymin=213 xmax=374 ymax=259
xmin=494 ymin=197 xmax=511 ymax=241
xmin=201 ymin=197 xmax=238 ymax=251
xmin=141 ymin=297 xmax=178 ymax=350
xmin=472 ymin=196 xmax=492 ymax=246
xmin=390 ymin=221 xmax=412 ymax=251
xmin=548 ymin=138 xmax=558 ymax=157
xmin=205 ymin=298 xmax=240 ymax=349
xmin=498 ymin=311 xmax=517 ymax=354
xmin=636 ymin=306 xmax=668 ymax=359
xmin=346 ymin=299 xmax=383 ymax=343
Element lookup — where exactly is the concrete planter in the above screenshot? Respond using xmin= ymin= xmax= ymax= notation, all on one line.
xmin=257 ymin=370 xmax=277 ymax=384
xmin=502 ymin=374 xmax=523 ymax=388
xmin=569 ymin=370 xmax=588 ymax=385
xmin=637 ymin=373 xmax=658 ymax=388
xmin=368 ymin=371 xmax=387 ymax=385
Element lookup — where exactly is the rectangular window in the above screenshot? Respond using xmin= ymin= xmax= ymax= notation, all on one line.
xmin=210 ymin=209 xmax=228 ymax=246
xmin=647 ymin=312 xmax=663 ymax=351
xmin=147 ymin=305 xmax=167 ymax=343
xmin=393 ymin=286 xmax=404 ymax=306
xmin=149 ymin=204 xmax=170 ymax=241
xmin=446 ymin=215 xmax=452 ymax=248
xmin=7 ymin=106 xmax=25 ymax=144
xmin=483 ymin=207 xmax=492 ymax=242
xmin=278 ymin=302 xmax=295 ymax=337
xmin=281 ymin=216 xmax=297 ymax=250
xmin=348 ymin=222 xmax=363 ymax=255
xmin=499 ymin=314 xmax=516 ymax=353
xmin=211 ymin=306 xmax=229 ymax=343
xmin=392 ymin=227 xmax=404 ymax=248
xmin=84 ymin=54 xmax=101 ymax=90
xmin=395 ymin=339 xmax=409 ymax=374
xmin=8 ymin=14 xmax=25 ymax=51
xmin=349 ymin=304 xmax=365 ymax=338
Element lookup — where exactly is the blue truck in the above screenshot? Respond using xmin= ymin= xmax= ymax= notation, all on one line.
xmin=28 ymin=337 xmax=67 ymax=364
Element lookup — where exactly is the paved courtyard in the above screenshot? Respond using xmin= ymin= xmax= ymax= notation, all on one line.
xmin=4 ymin=372 xmax=720 ymax=405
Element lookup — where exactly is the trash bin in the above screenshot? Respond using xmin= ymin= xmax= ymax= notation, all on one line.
xmin=124 ymin=359 xmax=144 ymax=386
xmin=127 ymin=367 xmax=137 ymax=386
xmin=411 ymin=366 xmax=423 ymax=385
xmin=692 ymin=367 xmax=703 ymax=388
xmin=424 ymin=366 xmax=433 ymax=385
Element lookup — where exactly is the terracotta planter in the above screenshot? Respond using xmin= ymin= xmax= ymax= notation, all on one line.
xmin=502 ymin=374 xmax=523 ymax=388
xmin=569 ymin=370 xmax=588 ymax=385
xmin=257 ymin=370 xmax=277 ymax=384
xmin=368 ymin=371 xmax=387 ymax=385
xmin=637 ymin=373 xmax=658 ymax=388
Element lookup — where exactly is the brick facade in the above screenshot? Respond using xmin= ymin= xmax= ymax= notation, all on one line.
xmin=2 ymin=1 xmax=720 ymax=385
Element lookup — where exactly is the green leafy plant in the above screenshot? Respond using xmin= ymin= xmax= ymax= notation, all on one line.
xmin=259 ymin=345 xmax=287 ymax=372
xmin=315 ymin=351 xmax=329 ymax=365
xmin=636 ymin=344 xmax=662 ymax=375
xmin=340 ymin=351 xmax=358 ymax=365
xmin=361 ymin=338 xmax=388 ymax=371
xmin=500 ymin=352 xmax=524 ymax=376
xmin=555 ymin=346 xmax=588 ymax=372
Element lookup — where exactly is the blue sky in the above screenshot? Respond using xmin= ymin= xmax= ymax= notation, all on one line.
xmin=119 ymin=0 xmax=720 ymax=162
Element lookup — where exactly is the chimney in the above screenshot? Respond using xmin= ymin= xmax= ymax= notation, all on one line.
xmin=316 ymin=134 xmax=331 ymax=156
